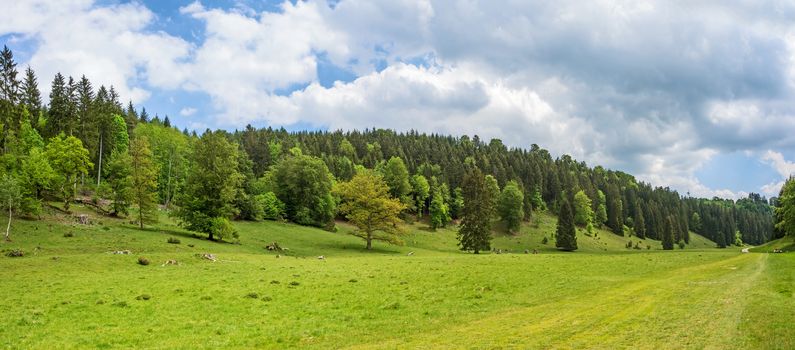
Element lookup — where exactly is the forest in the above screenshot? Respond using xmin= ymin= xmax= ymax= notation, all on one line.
xmin=0 ymin=45 xmax=788 ymax=249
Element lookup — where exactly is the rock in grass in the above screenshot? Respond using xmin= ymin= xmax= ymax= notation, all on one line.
xmin=136 ymin=294 xmax=152 ymax=301
xmin=167 ymin=237 xmax=181 ymax=244
xmin=138 ymin=257 xmax=150 ymax=266
xmin=5 ymin=249 xmax=24 ymax=257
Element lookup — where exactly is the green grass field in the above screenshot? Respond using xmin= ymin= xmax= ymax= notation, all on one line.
xmin=0 ymin=206 xmax=792 ymax=349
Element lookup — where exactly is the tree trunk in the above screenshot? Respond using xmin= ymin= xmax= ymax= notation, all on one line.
xmin=165 ymin=155 xmax=173 ymax=207
xmin=366 ymin=231 xmax=372 ymax=250
xmin=96 ymin=133 xmax=103 ymax=187
xmin=5 ymin=205 xmax=11 ymax=241
xmin=139 ymin=208 xmax=143 ymax=229
xmin=209 ymin=232 xmax=215 ymax=241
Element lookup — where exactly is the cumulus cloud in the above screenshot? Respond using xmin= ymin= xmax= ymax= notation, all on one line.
xmin=4 ymin=0 xmax=795 ymax=199
xmin=0 ymin=0 xmax=192 ymax=103
xmin=179 ymin=107 xmax=198 ymax=117
xmin=760 ymin=150 xmax=795 ymax=196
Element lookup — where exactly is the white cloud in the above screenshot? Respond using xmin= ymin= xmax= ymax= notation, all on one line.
xmin=0 ymin=0 xmax=192 ymax=103
xmin=4 ymin=0 xmax=795 ymax=199
xmin=179 ymin=107 xmax=197 ymax=117
xmin=760 ymin=150 xmax=795 ymax=195
xmin=762 ymin=150 xmax=795 ymax=178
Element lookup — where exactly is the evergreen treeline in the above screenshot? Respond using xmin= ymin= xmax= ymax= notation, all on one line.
xmin=0 ymin=46 xmax=778 ymax=247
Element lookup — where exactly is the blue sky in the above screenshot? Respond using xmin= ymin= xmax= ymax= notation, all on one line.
xmin=2 ymin=0 xmax=794 ymax=199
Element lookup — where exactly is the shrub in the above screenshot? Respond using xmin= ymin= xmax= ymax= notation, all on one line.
xmin=63 ymin=232 xmax=74 ymax=238
xmin=541 ymin=236 xmax=548 ymax=245
xmin=626 ymin=241 xmax=633 ymax=249
xmin=678 ymin=241 xmax=686 ymax=249
xmin=137 ymin=257 xmax=150 ymax=266
xmin=6 ymin=249 xmax=24 ymax=257
xmin=245 ymin=292 xmax=259 ymax=299
xmin=167 ymin=237 xmax=181 ymax=244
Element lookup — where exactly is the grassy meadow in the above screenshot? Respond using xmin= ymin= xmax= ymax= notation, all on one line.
xmin=0 ymin=205 xmax=792 ymax=349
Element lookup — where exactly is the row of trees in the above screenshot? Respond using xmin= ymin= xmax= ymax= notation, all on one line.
xmin=0 ymin=46 xmax=779 ymax=250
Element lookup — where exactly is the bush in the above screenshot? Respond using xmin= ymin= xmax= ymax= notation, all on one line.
xmin=626 ymin=241 xmax=633 ymax=249
xmin=6 ymin=249 xmax=24 ymax=257
xmin=678 ymin=241 xmax=686 ymax=249
xmin=167 ymin=237 xmax=181 ymax=244
xmin=63 ymin=232 xmax=74 ymax=238
xmin=138 ymin=257 xmax=150 ymax=266
xmin=245 ymin=292 xmax=259 ymax=299
xmin=209 ymin=217 xmax=238 ymax=240
xmin=541 ymin=236 xmax=548 ymax=245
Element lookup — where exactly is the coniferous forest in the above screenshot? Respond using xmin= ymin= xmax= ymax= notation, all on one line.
xmin=0 ymin=46 xmax=781 ymax=248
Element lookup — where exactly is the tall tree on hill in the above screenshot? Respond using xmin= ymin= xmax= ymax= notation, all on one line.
xmin=498 ymin=180 xmax=524 ymax=233
xmin=105 ymin=149 xmax=132 ymax=216
xmin=774 ymin=176 xmax=795 ymax=236
xmin=429 ymin=186 xmax=451 ymax=230
xmin=20 ymin=67 xmax=42 ymax=125
xmin=175 ymin=131 xmax=243 ymax=240
xmin=334 ymin=171 xmax=405 ymax=249
xmin=124 ymin=101 xmax=138 ymax=133
xmin=129 ymin=137 xmax=158 ymax=228
xmin=45 ymin=134 xmax=92 ymax=212
xmin=662 ymin=216 xmax=675 ymax=250
xmin=46 ymin=73 xmax=69 ymax=138
xmin=458 ymin=167 xmax=494 ymax=253
xmin=271 ymin=152 xmax=336 ymax=227
xmin=633 ymin=202 xmax=646 ymax=238
xmin=0 ymin=45 xmax=20 ymax=138
xmin=410 ymin=174 xmax=430 ymax=217
xmin=555 ymin=197 xmax=577 ymax=251
xmin=381 ymin=156 xmax=412 ymax=205
xmin=595 ymin=190 xmax=608 ymax=227
xmin=606 ymin=183 xmax=624 ymax=235
xmin=573 ymin=190 xmax=594 ymax=227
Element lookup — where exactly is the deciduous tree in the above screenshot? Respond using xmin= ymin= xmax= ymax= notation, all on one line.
xmin=334 ymin=171 xmax=405 ymax=249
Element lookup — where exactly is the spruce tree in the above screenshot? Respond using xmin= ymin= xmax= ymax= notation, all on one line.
xmin=20 ymin=67 xmax=42 ymax=124
xmin=46 ymin=73 xmax=69 ymax=138
xmin=458 ymin=167 xmax=493 ymax=253
xmin=662 ymin=215 xmax=675 ymax=250
xmin=555 ymin=197 xmax=577 ymax=251
xmin=129 ymin=137 xmax=158 ymax=228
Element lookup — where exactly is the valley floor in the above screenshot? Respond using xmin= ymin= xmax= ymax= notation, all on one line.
xmin=0 ymin=209 xmax=792 ymax=349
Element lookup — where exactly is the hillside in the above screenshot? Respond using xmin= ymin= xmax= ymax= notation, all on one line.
xmin=1 ymin=205 xmax=791 ymax=349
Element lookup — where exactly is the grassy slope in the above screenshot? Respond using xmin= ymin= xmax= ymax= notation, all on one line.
xmin=0 ymin=205 xmax=790 ymax=349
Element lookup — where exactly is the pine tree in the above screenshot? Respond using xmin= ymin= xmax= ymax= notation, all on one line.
xmin=46 ymin=73 xmax=69 ymax=138
xmin=662 ymin=216 xmax=675 ymax=250
xmin=0 ymin=46 xmax=20 ymax=146
xmin=139 ymin=107 xmax=149 ymax=123
xmin=129 ymin=137 xmax=158 ymax=229
xmin=633 ymin=203 xmax=646 ymax=238
xmin=20 ymin=67 xmax=42 ymax=124
xmin=105 ymin=150 xmax=132 ymax=216
xmin=458 ymin=167 xmax=493 ymax=253
xmin=555 ymin=197 xmax=577 ymax=251
xmin=175 ymin=131 xmax=244 ymax=240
